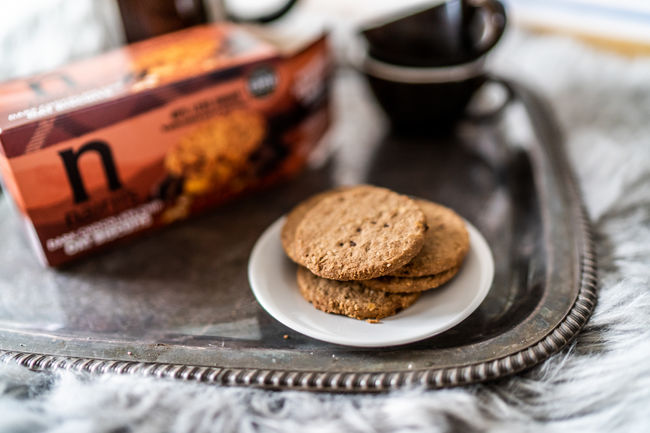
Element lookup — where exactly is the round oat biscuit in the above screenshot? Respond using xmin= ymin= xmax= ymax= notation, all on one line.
xmin=294 ymin=185 xmax=427 ymax=281
xmin=296 ymin=267 xmax=420 ymax=320
xmin=363 ymin=266 xmax=459 ymax=293
xmin=389 ymin=200 xmax=469 ymax=277
xmin=281 ymin=187 xmax=353 ymax=264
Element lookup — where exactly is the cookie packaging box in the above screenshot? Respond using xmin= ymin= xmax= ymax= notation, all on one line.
xmin=0 ymin=24 xmax=331 ymax=266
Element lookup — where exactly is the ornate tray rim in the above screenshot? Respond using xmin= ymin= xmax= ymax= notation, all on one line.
xmin=0 ymin=81 xmax=598 ymax=392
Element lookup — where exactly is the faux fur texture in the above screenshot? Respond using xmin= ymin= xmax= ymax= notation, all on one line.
xmin=1 ymin=3 xmax=650 ymax=432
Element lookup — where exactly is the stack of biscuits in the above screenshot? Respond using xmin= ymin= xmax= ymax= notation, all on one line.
xmin=281 ymin=185 xmax=470 ymax=321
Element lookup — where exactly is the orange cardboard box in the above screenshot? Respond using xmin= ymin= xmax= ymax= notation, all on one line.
xmin=0 ymin=24 xmax=331 ymax=266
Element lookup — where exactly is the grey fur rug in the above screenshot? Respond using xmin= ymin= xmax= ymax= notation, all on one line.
xmin=1 ymin=2 xmax=649 ymax=432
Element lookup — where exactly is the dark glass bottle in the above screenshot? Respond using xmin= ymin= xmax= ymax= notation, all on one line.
xmin=117 ymin=0 xmax=209 ymax=43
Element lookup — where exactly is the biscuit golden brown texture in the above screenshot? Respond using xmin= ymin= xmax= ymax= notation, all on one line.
xmin=362 ymin=266 xmax=459 ymax=293
xmin=164 ymin=110 xmax=266 ymax=195
xmin=389 ymin=200 xmax=469 ymax=277
xmin=294 ymin=185 xmax=426 ymax=281
xmin=281 ymin=187 xmax=353 ymax=264
xmin=296 ymin=267 xmax=420 ymax=320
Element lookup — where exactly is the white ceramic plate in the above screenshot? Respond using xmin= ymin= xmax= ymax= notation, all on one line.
xmin=248 ymin=216 xmax=494 ymax=347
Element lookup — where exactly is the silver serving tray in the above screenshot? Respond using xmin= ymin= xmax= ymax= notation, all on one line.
xmin=0 ymin=75 xmax=597 ymax=392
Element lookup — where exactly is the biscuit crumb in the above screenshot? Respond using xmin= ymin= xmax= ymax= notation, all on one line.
xmin=366 ymin=319 xmax=381 ymax=324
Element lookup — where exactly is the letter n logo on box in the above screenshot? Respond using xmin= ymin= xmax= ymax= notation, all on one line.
xmin=58 ymin=140 xmax=123 ymax=204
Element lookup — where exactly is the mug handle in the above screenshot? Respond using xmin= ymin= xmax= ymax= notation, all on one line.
xmin=468 ymin=0 xmax=507 ymax=54
xmin=464 ymin=74 xmax=515 ymax=123
xmin=218 ymin=0 xmax=299 ymax=24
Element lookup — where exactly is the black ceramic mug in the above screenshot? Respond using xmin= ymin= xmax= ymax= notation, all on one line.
xmin=357 ymin=0 xmax=507 ymax=133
